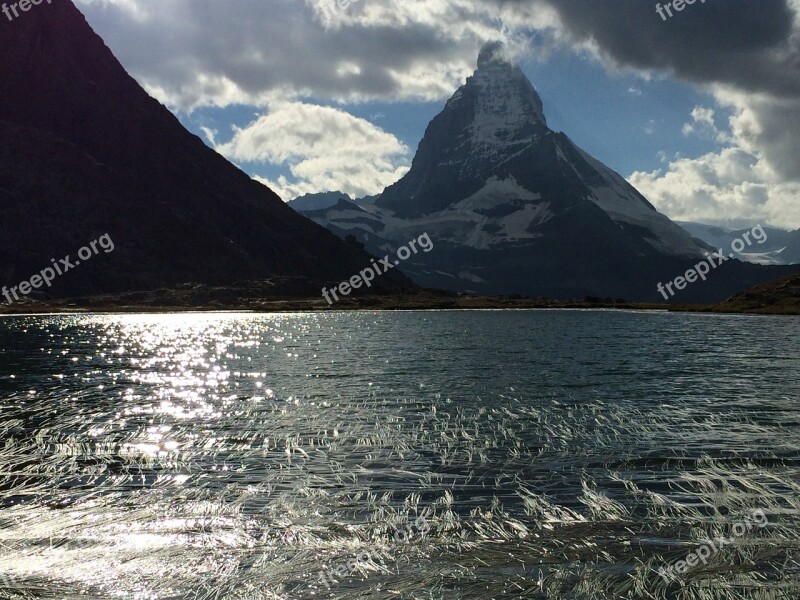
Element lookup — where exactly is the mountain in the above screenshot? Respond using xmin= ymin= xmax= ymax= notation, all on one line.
xmin=0 ymin=1 xmax=411 ymax=299
xmin=288 ymin=191 xmax=353 ymax=212
xmin=303 ymin=43 xmax=798 ymax=302
xmin=288 ymin=191 xmax=381 ymax=212
xmin=678 ymin=222 xmax=800 ymax=265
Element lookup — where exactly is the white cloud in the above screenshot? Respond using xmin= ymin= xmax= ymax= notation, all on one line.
xmin=681 ymin=106 xmax=732 ymax=144
xmin=216 ymin=102 xmax=410 ymax=201
xmin=199 ymin=126 xmax=217 ymax=146
xmin=630 ymin=147 xmax=800 ymax=230
xmin=631 ymin=90 xmax=800 ymax=230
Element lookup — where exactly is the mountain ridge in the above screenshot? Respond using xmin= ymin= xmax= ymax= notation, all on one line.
xmin=0 ymin=0 xmax=413 ymax=298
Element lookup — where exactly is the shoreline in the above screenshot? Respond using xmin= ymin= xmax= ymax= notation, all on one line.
xmin=1 ymin=273 xmax=797 ymax=316
xmin=1 ymin=295 xmax=797 ymax=316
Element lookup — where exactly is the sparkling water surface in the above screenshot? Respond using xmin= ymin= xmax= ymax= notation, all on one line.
xmin=0 ymin=310 xmax=798 ymax=599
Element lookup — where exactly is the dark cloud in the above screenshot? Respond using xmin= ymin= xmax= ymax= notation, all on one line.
xmin=528 ymin=0 xmax=800 ymax=187
xmin=76 ymin=0 xmax=800 ymax=104
xmin=538 ymin=0 xmax=800 ymax=97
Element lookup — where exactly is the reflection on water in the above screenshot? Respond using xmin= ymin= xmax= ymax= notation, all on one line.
xmin=0 ymin=310 xmax=798 ymax=599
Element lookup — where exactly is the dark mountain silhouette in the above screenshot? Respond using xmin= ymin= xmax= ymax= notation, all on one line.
xmin=0 ymin=0 xmax=412 ymax=298
xmin=288 ymin=192 xmax=354 ymax=212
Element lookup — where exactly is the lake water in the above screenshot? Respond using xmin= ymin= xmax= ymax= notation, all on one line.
xmin=0 ymin=310 xmax=798 ymax=599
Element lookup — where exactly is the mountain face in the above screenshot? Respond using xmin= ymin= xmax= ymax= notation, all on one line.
xmin=304 ymin=44 xmax=798 ymax=301
xmin=0 ymin=1 xmax=411 ymax=298
xmin=288 ymin=192 xmax=353 ymax=212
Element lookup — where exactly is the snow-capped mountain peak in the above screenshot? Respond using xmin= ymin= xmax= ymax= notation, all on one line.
xmin=297 ymin=45 xmax=781 ymax=302
xmin=446 ymin=43 xmax=547 ymax=163
xmin=470 ymin=42 xmax=546 ymax=125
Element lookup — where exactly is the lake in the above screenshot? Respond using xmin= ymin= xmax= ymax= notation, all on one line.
xmin=0 ymin=310 xmax=798 ymax=599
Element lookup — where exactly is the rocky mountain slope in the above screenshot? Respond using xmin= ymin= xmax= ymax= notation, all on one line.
xmin=711 ymin=273 xmax=800 ymax=314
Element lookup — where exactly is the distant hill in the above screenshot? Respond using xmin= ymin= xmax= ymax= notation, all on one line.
xmin=678 ymin=222 xmax=800 ymax=265
xmin=711 ymin=273 xmax=800 ymax=314
xmin=288 ymin=192 xmax=353 ymax=212
xmin=288 ymin=192 xmax=380 ymax=212
xmin=0 ymin=1 xmax=412 ymax=299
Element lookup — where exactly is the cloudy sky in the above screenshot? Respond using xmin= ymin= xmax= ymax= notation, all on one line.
xmin=74 ymin=0 xmax=800 ymax=229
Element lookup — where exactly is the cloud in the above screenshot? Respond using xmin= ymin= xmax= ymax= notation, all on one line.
xmin=74 ymin=0 xmax=558 ymax=110
xmin=630 ymin=145 xmax=800 ymax=229
xmin=199 ymin=126 xmax=217 ymax=146
xmin=631 ymin=92 xmax=800 ymax=229
xmin=216 ymin=102 xmax=410 ymax=200
xmin=681 ymin=106 xmax=732 ymax=144
xmin=536 ymin=0 xmax=799 ymax=97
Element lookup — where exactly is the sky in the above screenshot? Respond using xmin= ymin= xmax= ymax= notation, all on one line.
xmin=74 ymin=0 xmax=800 ymax=230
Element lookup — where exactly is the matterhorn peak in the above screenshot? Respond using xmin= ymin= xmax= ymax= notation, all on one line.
xmin=477 ymin=41 xmax=511 ymax=68
xmin=467 ymin=42 xmax=547 ymax=128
